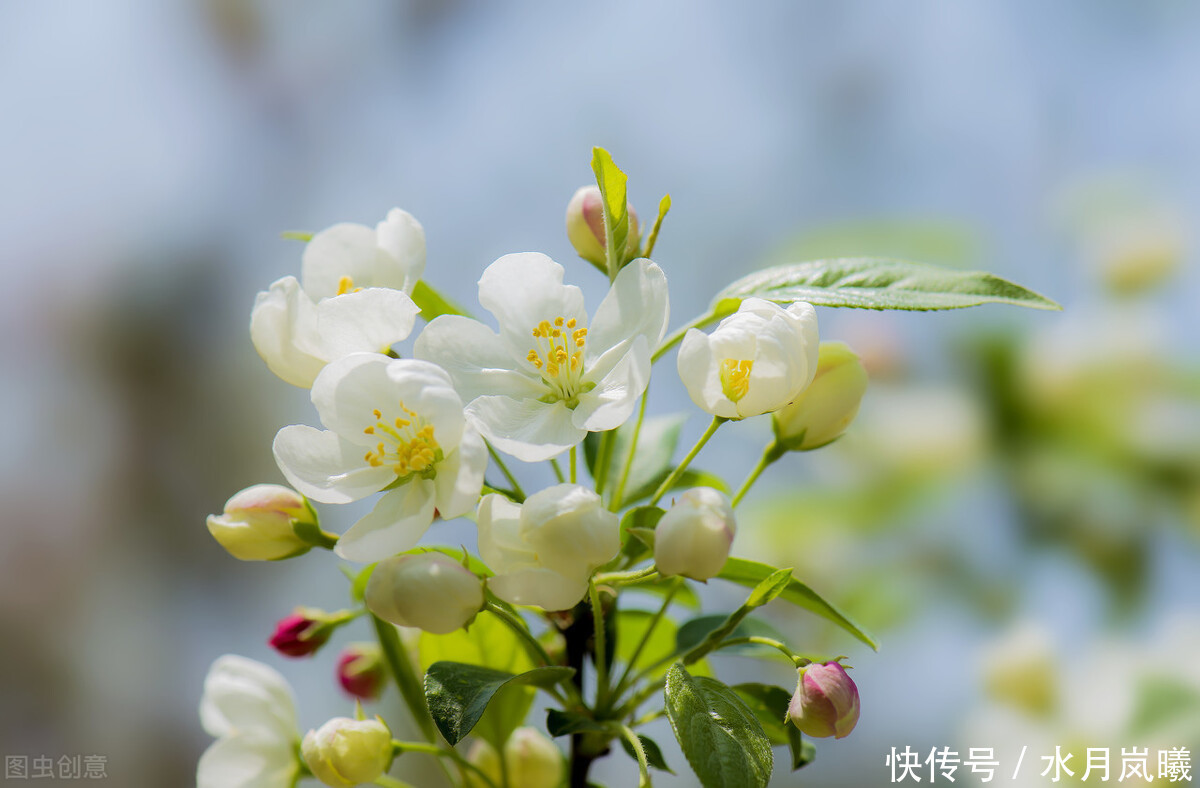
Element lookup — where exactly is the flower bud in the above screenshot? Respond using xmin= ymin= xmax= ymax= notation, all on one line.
xmin=787 ymin=661 xmax=860 ymax=739
xmin=773 ymin=342 xmax=868 ymax=451
xmin=466 ymin=727 xmax=564 ymax=788
xmin=206 ymin=484 xmax=314 ymax=561
xmin=365 ymin=553 xmax=484 ymax=635
xmin=337 ymin=643 xmax=385 ymax=701
xmin=566 ymin=185 xmax=639 ymax=268
xmin=654 ymin=488 xmax=736 ymax=581
xmin=269 ymin=607 xmax=334 ymax=658
xmin=301 ymin=716 xmax=393 ymax=788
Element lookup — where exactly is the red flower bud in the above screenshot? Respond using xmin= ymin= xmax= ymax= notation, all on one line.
xmin=788 ymin=661 xmax=861 ymax=739
xmin=337 ymin=644 xmax=385 ymax=701
xmin=268 ymin=609 xmax=332 ymax=658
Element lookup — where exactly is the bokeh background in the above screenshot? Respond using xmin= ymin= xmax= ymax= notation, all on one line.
xmin=2 ymin=1 xmax=1199 ymax=785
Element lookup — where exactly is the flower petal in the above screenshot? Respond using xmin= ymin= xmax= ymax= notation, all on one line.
xmin=488 ymin=568 xmax=589 ymax=611
xmin=475 ymin=493 xmax=532 ymax=571
xmin=334 ymin=482 xmax=437 ymax=562
xmin=414 ymin=315 xmax=545 ymax=402
xmin=301 ymin=223 xmax=392 ymax=300
xmin=249 ymin=277 xmax=326 ymax=388
xmin=477 ymin=253 xmax=587 ymax=366
xmin=197 ymin=732 xmax=298 ymax=788
xmin=573 ymin=335 xmax=650 ymax=432
xmin=465 ymin=396 xmax=583 ymax=462
xmin=199 ymin=655 xmax=297 ymax=739
xmin=585 ymin=259 xmax=670 ymax=381
xmin=677 ymin=329 xmax=739 ymax=419
xmin=433 ymin=425 xmax=487 ymax=520
xmin=374 ymin=208 xmax=426 ymax=292
xmin=272 ymin=425 xmax=393 ymax=504
xmin=306 ymin=287 xmax=420 ymax=360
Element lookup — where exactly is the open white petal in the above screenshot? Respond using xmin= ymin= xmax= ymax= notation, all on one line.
xmin=585 ymin=259 xmax=670 ymax=381
xmin=197 ymin=732 xmax=297 ymax=788
xmin=249 ymin=277 xmax=326 ymax=388
xmin=466 ymin=396 xmax=583 ymax=462
xmin=488 ymin=568 xmax=589 ymax=612
xmin=477 ymin=253 xmax=587 ymax=365
xmin=273 ymin=425 xmax=393 ymax=504
xmin=375 ymin=208 xmax=426 ymax=292
xmin=199 ymin=655 xmax=297 ymax=739
xmin=433 ymin=425 xmax=487 ymax=520
xmin=677 ymin=329 xmax=739 ymax=419
xmin=573 ymin=335 xmax=650 ymax=432
xmin=301 ymin=223 xmax=396 ymax=300
xmin=334 ymin=482 xmax=437 ymax=562
xmin=304 ymin=288 xmax=419 ymax=361
xmin=414 ymin=315 xmax=545 ymax=402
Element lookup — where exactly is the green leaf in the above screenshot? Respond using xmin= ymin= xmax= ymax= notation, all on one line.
xmin=734 ymin=683 xmax=814 ymax=771
xmin=616 ymin=609 xmax=679 ymax=680
xmin=350 ymin=563 xmax=376 ymax=603
xmin=664 ymin=664 xmax=773 ymax=788
xmin=591 ymin=147 xmax=630 ymax=279
xmin=424 ymin=662 xmax=573 ymax=745
xmin=642 ymin=194 xmax=671 ymax=259
xmin=619 ymin=505 xmax=665 ymax=563
xmin=546 ymin=709 xmax=607 ymax=737
xmin=625 ymin=579 xmax=701 ymax=610
xmin=682 ymin=568 xmax=792 ymax=665
xmin=716 ymin=258 xmax=1061 ymax=312
xmin=675 ymin=614 xmax=788 ymax=658
xmin=412 ymin=280 xmax=472 ymax=321
xmin=620 ymin=733 xmax=675 ymax=774
xmin=718 ymin=558 xmax=878 ymax=650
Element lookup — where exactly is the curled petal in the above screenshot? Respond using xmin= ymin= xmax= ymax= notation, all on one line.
xmin=487 ymin=568 xmax=589 ymax=612
xmin=272 ymin=425 xmax=393 ymax=504
xmin=465 ymin=396 xmax=583 ymax=463
xmin=334 ymin=481 xmax=437 ymax=563
xmin=374 ymin=208 xmax=426 ymax=291
xmin=199 ymin=655 xmax=297 ymax=740
xmin=414 ymin=315 xmax=545 ymax=402
xmin=302 ymin=223 xmax=405 ymax=300
xmin=585 ymin=258 xmax=670 ymax=381
xmin=572 ymin=335 xmax=650 ymax=432
xmin=250 ymin=277 xmax=326 ymax=388
xmin=433 ymin=425 xmax=487 ymax=521
xmin=304 ymin=288 xmax=420 ymax=361
xmin=677 ymin=329 xmax=740 ymax=419
xmin=476 ymin=493 xmax=531 ymax=570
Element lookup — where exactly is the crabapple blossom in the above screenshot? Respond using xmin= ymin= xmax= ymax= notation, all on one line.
xmin=206 ymin=484 xmax=314 ymax=561
xmin=467 ymin=727 xmax=564 ymax=788
xmin=273 ymin=354 xmax=486 ymax=562
xmin=565 ymin=184 xmax=639 ymax=268
xmin=654 ymin=487 xmax=737 ymax=581
xmin=268 ymin=607 xmax=333 ymax=658
xmin=415 ymin=253 xmax=669 ymax=461
xmin=365 ymin=553 xmax=484 ymax=634
xmin=678 ymin=298 xmax=819 ymax=419
xmin=773 ymin=341 xmax=868 ymax=451
xmin=197 ymin=655 xmax=300 ymax=788
xmin=301 ymin=716 xmax=393 ymax=788
xmin=336 ymin=644 xmax=385 ymax=701
xmin=476 ymin=485 xmax=620 ymax=611
xmin=787 ymin=661 xmax=861 ymax=739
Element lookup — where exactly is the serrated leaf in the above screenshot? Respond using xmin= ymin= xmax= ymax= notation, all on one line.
xmin=412 ymin=280 xmax=472 ymax=321
xmin=424 ymin=662 xmax=573 ymax=745
xmin=734 ymin=683 xmax=814 ymax=771
xmin=620 ymin=733 xmax=675 ymax=774
xmin=591 ymin=147 xmax=630 ymax=278
xmin=719 ymin=558 xmax=877 ymax=650
xmin=664 ymin=664 xmax=773 ymax=788
xmin=675 ymin=615 xmax=788 ymax=658
xmin=716 ymin=258 xmax=1060 ymax=312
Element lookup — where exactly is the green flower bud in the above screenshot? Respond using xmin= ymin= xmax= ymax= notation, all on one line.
xmin=773 ymin=342 xmax=868 ymax=451
xmin=206 ymin=484 xmax=315 ymax=561
xmin=365 ymin=553 xmax=484 ymax=634
xmin=565 ymin=185 xmax=639 ymax=269
xmin=466 ymin=727 xmax=564 ymax=788
xmin=301 ymin=716 xmax=392 ymax=787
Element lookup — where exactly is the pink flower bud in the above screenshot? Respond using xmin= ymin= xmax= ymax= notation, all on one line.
xmin=336 ymin=644 xmax=385 ymax=701
xmin=269 ymin=608 xmax=332 ymax=658
xmin=565 ymin=185 xmax=639 ymax=268
xmin=788 ymin=661 xmax=860 ymax=739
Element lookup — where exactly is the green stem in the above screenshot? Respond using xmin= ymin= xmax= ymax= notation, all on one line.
xmin=370 ymin=615 xmax=436 ymax=743
xmin=593 ymin=429 xmax=616 ymax=495
xmin=589 ymin=580 xmax=610 ymax=710
xmin=549 ymin=458 xmax=565 ymax=483
xmin=484 ymin=601 xmax=577 ymax=706
xmin=487 ymin=442 xmax=525 ymax=501
xmin=570 ymin=445 xmax=578 ymax=484
xmin=650 ymin=308 xmax=727 ymax=364
xmin=617 ymin=725 xmax=653 ymax=788
xmin=610 ymin=392 xmax=648 ymax=511
xmin=647 ymin=417 xmax=725 ymax=507
xmin=713 ymin=636 xmax=804 ymax=666
xmin=593 ymin=566 xmax=658 ymax=587
xmin=730 ymin=442 xmax=784 ymax=508
xmin=372 ymin=776 xmax=417 ymax=788
xmin=610 ymin=578 xmax=681 ymax=704
xmin=392 ymin=744 xmax=497 ymax=788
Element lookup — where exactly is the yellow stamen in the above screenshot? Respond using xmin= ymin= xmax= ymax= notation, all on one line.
xmin=336 ymin=275 xmax=357 ymax=296
xmin=720 ymin=359 xmax=754 ymax=403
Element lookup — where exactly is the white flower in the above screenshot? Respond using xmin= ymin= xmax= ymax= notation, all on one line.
xmin=366 ymin=553 xmax=484 ymax=634
xmin=415 ymin=253 xmax=669 ymax=462
xmin=273 ymin=354 xmax=487 ymax=562
xmin=250 ymin=208 xmax=426 ymax=388
xmin=677 ymin=297 xmax=819 ymax=419
xmin=476 ymin=484 xmax=620 ymax=611
xmin=654 ymin=487 xmax=737 ymax=581
xmin=301 ymin=717 xmax=393 ymax=788
xmin=198 ymin=655 xmax=299 ymax=788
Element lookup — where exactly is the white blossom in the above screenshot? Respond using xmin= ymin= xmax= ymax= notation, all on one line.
xmin=366 ymin=552 xmax=484 ymax=634
xmin=654 ymin=487 xmax=736 ymax=581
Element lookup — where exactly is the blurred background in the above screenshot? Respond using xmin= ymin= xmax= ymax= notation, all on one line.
xmin=2 ymin=1 xmax=1198 ymax=785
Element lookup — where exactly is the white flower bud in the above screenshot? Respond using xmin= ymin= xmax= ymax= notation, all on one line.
xmin=477 ymin=485 xmax=620 ymax=611
xmin=365 ymin=553 xmax=484 ymax=635
xmin=565 ymin=185 xmax=639 ymax=268
xmin=654 ymin=487 xmax=736 ymax=580
xmin=466 ymin=727 xmax=564 ymax=788
xmin=206 ymin=484 xmax=314 ymax=561
xmin=677 ymin=298 xmax=819 ymax=419
xmin=773 ymin=341 xmax=868 ymax=451
xmin=301 ymin=716 xmax=392 ymax=788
